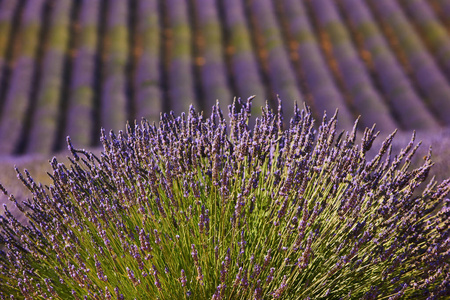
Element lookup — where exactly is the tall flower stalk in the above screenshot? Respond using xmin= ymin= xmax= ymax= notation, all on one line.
xmin=0 ymin=98 xmax=449 ymax=299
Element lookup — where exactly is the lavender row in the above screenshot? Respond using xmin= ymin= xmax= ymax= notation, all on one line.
xmin=193 ymin=0 xmax=233 ymax=114
xmin=246 ymin=0 xmax=304 ymax=123
xmin=0 ymin=0 xmax=46 ymax=154
xmin=277 ymin=0 xmax=355 ymax=130
xmin=311 ymin=0 xmax=398 ymax=132
xmin=100 ymin=0 xmax=129 ymax=133
xmin=65 ymin=0 xmax=101 ymax=148
xmin=26 ymin=0 xmax=72 ymax=154
xmin=434 ymin=0 xmax=450 ymax=27
xmin=0 ymin=0 xmax=18 ymax=99
xmin=401 ymin=0 xmax=450 ymax=78
xmin=369 ymin=0 xmax=450 ymax=125
xmin=219 ymin=0 xmax=266 ymax=117
xmin=341 ymin=0 xmax=438 ymax=130
xmin=164 ymin=0 xmax=197 ymax=116
xmin=133 ymin=0 xmax=163 ymax=123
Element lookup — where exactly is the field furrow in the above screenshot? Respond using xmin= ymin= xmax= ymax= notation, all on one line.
xmin=0 ymin=0 xmax=19 ymax=109
xmin=100 ymin=0 xmax=129 ymax=133
xmin=0 ymin=0 xmax=46 ymax=154
xmin=400 ymin=0 xmax=450 ymax=79
xmin=311 ymin=0 xmax=397 ymax=131
xmin=341 ymin=0 xmax=439 ymax=130
xmin=219 ymin=0 xmax=266 ymax=116
xmin=369 ymin=0 xmax=450 ymax=125
xmin=192 ymin=0 xmax=232 ymax=114
xmin=26 ymin=0 xmax=72 ymax=154
xmin=245 ymin=0 xmax=304 ymax=122
xmin=65 ymin=0 xmax=100 ymax=148
xmin=163 ymin=0 xmax=197 ymax=115
xmin=433 ymin=0 xmax=450 ymax=31
xmin=277 ymin=0 xmax=354 ymax=129
xmin=134 ymin=0 xmax=162 ymax=123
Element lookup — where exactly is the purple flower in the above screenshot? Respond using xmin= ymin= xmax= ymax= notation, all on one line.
xmin=253 ymin=279 xmax=263 ymax=300
xmin=272 ymin=275 xmax=287 ymax=298
xmin=266 ymin=268 xmax=275 ymax=285
xmin=180 ymin=269 xmax=187 ymax=287
xmin=94 ymin=254 xmax=107 ymax=282
xmin=127 ymin=267 xmax=140 ymax=286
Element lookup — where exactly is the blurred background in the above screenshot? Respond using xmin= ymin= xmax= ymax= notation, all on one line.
xmin=2 ymin=0 xmax=450 ymax=214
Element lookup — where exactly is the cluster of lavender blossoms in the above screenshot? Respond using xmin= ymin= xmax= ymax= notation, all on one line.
xmin=0 ymin=98 xmax=449 ymax=299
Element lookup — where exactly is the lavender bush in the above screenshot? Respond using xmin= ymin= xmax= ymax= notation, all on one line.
xmin=0 ymin=99 xmax=449 ymax=299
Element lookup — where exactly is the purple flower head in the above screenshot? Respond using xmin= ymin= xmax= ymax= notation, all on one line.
xmin=253 ymin=279 xmax=263 ymax=300
xmin=215 ymin=245 xmax=219 ymax=261
xmin=180 ymin=269 xmax=187 ymax=287
xmin=220 ymin=261 xmax=227 ymax=283
xmin=264 ymin=249 xmax=272 ymax=267
xmin=94 ymin=254 xmax=107 ymax=282
xmin=127 ymin=267 xmax=140 ymax=286
xmin=240 ymin=268 xmax=249 ymax=289
xmin=233 ymin=267 xmax=243 ymax=289
xmin=191 ymin=244 xmax=199 ymax=265
xmin=271 ymin=275 xmax=288 ymax=299
xmin=225 ymin=248 xmax=231 ymax=266
xmin=266 ymin=268 xmax=275 ymax=285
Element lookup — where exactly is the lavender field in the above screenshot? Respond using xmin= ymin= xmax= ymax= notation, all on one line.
xmin=1 ymin=0 xmax=450 ymax=197
xmin=1 ymin=0 xmax=450 ymax=155
xmin=1 ymin=1 xmax=450 ymax=298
